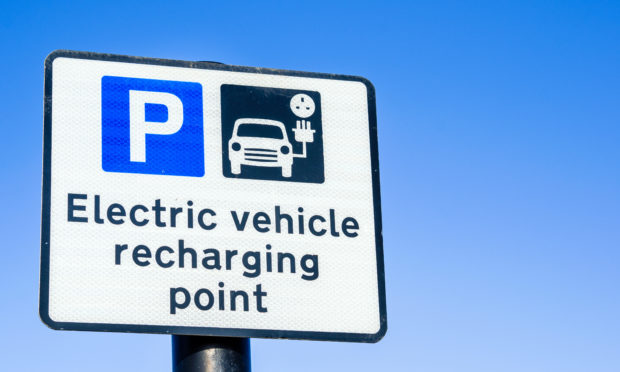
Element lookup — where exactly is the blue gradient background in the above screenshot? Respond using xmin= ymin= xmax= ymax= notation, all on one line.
xmin=1 ymin=1 xmax=618 ymax=371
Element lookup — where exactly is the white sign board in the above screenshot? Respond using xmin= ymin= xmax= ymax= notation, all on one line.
xmin=40 ymin=50 xmax=386 ymax=342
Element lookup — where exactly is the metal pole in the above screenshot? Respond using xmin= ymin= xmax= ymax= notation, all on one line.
xmin=172 ymin=336 xmax=251 ymax=372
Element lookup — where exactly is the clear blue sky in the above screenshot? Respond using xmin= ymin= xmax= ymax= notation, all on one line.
xmin=1 ymin=1 xmax=619 ymax=371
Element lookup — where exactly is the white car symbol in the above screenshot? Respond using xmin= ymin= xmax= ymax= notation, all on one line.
xmin=228 ymin=118 xmax=294 ymax=178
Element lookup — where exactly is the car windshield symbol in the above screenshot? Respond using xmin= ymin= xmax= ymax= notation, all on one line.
xmin=237 ymin=124 xmax=284 ymax=139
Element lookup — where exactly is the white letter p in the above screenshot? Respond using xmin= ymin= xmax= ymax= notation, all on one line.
xmin=129 ymin=90 xmax=184 ymax=162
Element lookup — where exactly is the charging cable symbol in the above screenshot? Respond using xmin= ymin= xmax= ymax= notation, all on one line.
xmin=291 ymin=93 xmax=316 ymax=159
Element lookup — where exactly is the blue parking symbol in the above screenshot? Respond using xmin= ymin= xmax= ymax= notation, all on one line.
xmin=101 ymin=76 xmax=204 ymax=177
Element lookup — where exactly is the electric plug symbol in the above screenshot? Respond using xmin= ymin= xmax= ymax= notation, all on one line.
xmin=290 ymin=93 xmax=316 ymax=158
xmin=293 ymin=119 xmax=316 ymax=143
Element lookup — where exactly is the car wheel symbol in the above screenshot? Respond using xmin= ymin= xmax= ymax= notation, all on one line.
xmin=282 ymin=164 xmax=292 ymax=178
xmin=231 ymin=161 xmax=241 ymax=175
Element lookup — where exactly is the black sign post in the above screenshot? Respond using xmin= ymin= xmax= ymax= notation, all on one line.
xmin=172 ymin=336 xmax=251 ymax=372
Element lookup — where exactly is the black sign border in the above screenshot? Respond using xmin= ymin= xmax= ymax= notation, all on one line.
xmin=40 ymin=50 xmax=386 ymax=343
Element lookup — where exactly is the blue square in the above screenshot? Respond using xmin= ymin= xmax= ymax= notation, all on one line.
xmin=102 ymin=76 xmax=204 ymax=177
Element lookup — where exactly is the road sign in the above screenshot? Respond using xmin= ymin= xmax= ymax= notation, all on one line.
xmin=40 ymin=50 xmax=386 ymax=342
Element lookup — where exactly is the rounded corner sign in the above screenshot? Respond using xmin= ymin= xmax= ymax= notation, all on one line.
xmin=40 ymin=50 xmax=386 ymax=343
